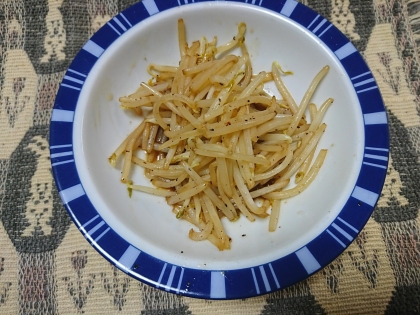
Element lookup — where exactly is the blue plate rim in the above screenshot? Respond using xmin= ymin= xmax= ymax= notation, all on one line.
xmin=49 ymin=0 xmax=389 ymax=300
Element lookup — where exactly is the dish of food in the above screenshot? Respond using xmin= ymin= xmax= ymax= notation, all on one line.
xmin=50 ymin=0 xmax=389 ymax=299
xmin=111 ymin=19 xmax=333 ymax=251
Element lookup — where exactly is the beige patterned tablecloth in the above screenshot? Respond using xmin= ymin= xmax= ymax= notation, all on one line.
xmin=0 ymin=0 xmax=419 ymax=314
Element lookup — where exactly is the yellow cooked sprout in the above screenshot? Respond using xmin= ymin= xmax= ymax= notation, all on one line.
xmin=109 ymin=19 xmax=332 ymax=250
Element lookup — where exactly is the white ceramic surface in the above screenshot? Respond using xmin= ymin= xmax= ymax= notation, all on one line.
xmin=73 ymin=2 xmax=364 ymax=271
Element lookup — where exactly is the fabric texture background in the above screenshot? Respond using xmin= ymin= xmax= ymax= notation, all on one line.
xmin=0 ymin=0 xmax=419 ymax=314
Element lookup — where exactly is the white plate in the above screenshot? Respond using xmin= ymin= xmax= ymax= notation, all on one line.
xmin=50 ymin=0 xmax=389 ymax=299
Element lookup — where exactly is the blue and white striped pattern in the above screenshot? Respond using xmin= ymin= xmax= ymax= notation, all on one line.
xmin=307 ymin=15 xmax=332 ymax=38
xmin=118 ymin=245 xmax=141 ymax=271
xmin=334 ymin=42 xmax=358 ymax=60
xmin=83 ymin=40 xmax=105 ymax=58
xmin=280 ymin=0 xmax=298 ymax=17
xmin=210 ymin=272 xmax=226 ymax=298
xmin=107 ymin=13 xmax=132 ymax=35
xmin=351 ymin=71 xmax=378 ymax=94
xmin=59 ymin=184 xmax=85 ymax=204
xmin=50 ymin=0 xmax=388 ymax=300
xmin=363 ymin=146 xmax=389 ymax=169
xmin=326 ymin=217 xmax=359 ymax=248
xmin=143 ymin=0 xmax=160 ymax=15
xmin=250 ymin=263 xmax=281 ymax=295
xmin=62 ymin=69 xmax=87 ymax=91
xmin=51 ymin=109 xmax=74 ymax=122
xmin=50 ymin=144 xmax=74 ymax=167
xmin=295 ymin=247 xmax=321 ymax=274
